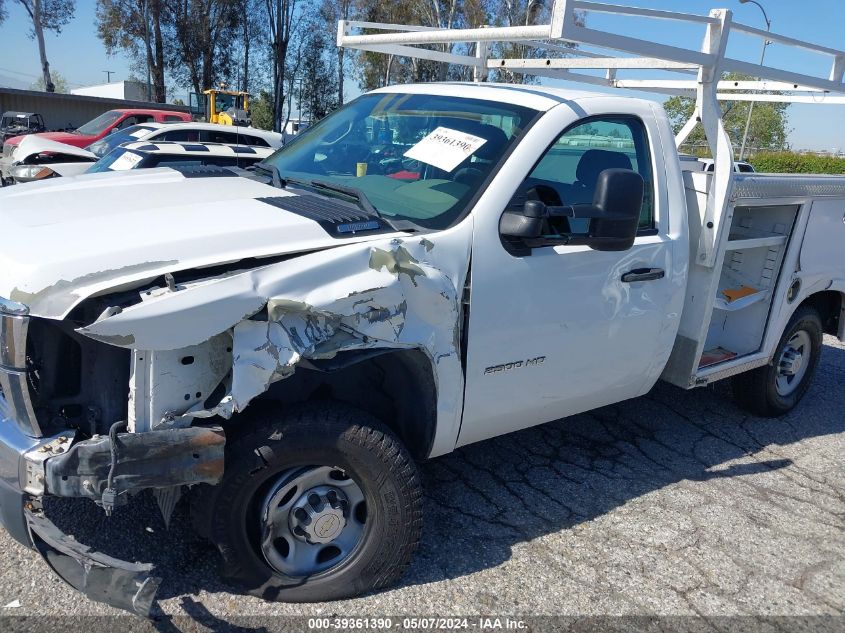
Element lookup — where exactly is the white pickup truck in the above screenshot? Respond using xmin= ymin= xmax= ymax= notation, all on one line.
xmin=1 ymin=5 xmax=844 ymax=618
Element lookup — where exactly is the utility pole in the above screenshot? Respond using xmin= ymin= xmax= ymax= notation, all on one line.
xmin=298 ymin=76 xmax=304 ymax=128
xmin=143 ymin=0 xmax=152 ymax=101
xmin=103 ymin=70 xmax=115 ymax=83
xmin=738 ymin=0 xmax=771 ymax=161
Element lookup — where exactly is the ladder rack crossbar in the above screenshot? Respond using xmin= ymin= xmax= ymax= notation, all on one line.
xmin=569 ymin=1 xmax=720 ymax=25
xmin=338 ymin=2 xmax=845 ymax=99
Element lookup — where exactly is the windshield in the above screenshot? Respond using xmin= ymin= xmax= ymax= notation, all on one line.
xmin=75 ymin=110 xmax=124 ymax=136
xmin=216 ymin=93 xmax=237 ymax=111
xmin=86 ymin=125 xmax=157 ymax=156
xmin=2 ymin=115 xmax=34 ymax=128
xmin=87 ymin=148 xmax=147 ymax=173
xmin=262 ymin=93 xmax=537 ymax=229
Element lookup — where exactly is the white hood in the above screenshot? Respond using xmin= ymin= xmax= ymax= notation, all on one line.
xmin=12 ymin=134 xmax=97 ymax=162
xmin=0 ymin=168 xmax=402 ymax=318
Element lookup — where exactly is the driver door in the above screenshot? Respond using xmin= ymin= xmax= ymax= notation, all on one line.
xmin=458 ymin=105 xmax=682 ymax=447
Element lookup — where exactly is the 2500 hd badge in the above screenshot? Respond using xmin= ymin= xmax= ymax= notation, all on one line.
xmin=484 ymin=356 xmax=546 ymax=375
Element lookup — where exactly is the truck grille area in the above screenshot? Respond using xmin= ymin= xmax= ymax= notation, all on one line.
xmin=0 ymin=306 xmax=41 ymax=435
xmin=25 ymin=318 xmax=130 ymax=437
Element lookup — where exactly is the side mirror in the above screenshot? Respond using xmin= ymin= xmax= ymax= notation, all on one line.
xmin=500 ymin=168 xmax=643 ymax=253
xmin=586 ymin=168 xmax=644 ymax=251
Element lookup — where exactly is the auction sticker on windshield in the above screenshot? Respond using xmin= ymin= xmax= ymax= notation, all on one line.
xmin=403 ymin=126 xmax=487 ymax=172
xmin=109 ymin=151 xmax=143 ymax=171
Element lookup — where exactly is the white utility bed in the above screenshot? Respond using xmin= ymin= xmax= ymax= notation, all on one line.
xmin=662 ymin=172 xmax=845 ymax=387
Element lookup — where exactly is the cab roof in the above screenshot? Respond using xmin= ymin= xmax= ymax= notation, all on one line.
xmin=109 ymin=108 xmax=191 ymax=117
xmin=371 ymin=82 xmax=643 ymax=112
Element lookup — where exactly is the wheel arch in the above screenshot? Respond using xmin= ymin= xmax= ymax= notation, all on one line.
xmin=798 ymin=289 xmax=844 ymax=339
xmin=257 ymin=347 xmax=439 ymax=460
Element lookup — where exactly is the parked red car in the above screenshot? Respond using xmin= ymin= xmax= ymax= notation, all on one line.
xmin=2 ymin=108 xmax=192 ymax=152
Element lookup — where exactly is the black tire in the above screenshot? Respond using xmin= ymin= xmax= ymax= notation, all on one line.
xmin=732 ymin=306 xmax=823 ymax=417
xmin=191 ymin=402 xmax=422 ymax=602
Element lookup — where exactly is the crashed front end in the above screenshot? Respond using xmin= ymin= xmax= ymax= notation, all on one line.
xmin=0 ymin=232 xmax=468 ymax=617
xmin=0 ymin=295 xmax=226 ymax=616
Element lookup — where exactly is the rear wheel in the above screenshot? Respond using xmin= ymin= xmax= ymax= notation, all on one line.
xmin=192 ymin=403 xmax=422 ymax=602
xmin=732 ymin=306 xmax=823 ymax=417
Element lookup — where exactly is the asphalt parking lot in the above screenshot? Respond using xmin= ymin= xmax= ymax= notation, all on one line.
xmin=0 ymin=337 xmax=842 ymax=630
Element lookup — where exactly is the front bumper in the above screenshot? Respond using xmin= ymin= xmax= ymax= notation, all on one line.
xmin=0 ymin=297 xmax=224 ymax=617
xmin=26 ymin=508 xmax=161 ymax=616
xmin=0 ymin=397 xmax=162 ymax=617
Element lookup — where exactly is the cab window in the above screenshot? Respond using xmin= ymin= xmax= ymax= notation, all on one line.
xmin=523 ymin=116 xmax=655 ymax=231
xmin=199 ymin=130 xmax=268 ymax=147
xmin=157 ymin=129 xmax=201 ymax=142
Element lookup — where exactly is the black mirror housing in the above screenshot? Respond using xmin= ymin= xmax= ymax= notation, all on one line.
xmin=499 ymin=168 xmax=644 ymax=254
xmin=587 ymin=168 xmax=644 ymax=251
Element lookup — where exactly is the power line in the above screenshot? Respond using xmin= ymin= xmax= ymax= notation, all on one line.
xmin=0 ymin=66 xmax=92 ymax=88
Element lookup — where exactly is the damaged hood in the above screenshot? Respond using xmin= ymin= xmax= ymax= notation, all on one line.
xmin=11 ymin=134 xmax=97 ymax=162
xmin=0 ymin=168 xmax=404 ymax=319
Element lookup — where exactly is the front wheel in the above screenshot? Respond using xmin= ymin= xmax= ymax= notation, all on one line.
xmin=732 ymin=306 xmax=823 ymax=417
xmin=192 ymin=403 xmax=423 ymax=602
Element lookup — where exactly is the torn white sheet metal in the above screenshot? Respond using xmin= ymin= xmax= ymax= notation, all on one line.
xmin=12 ymin=134 xmax=97 ymax=162
xmin=80 ymin=228 xmax=472 ymax=457
xmin=128 ymin=332 xmax=233 ymax=432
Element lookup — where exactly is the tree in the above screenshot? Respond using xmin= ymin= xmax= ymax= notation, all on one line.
xmin=16 ymin=0 xmax=76 ymax=93
xmin=96 ymin=0 xmax=168 ymax=102
xmin=298 ymin=9 xmax=339 ymax=123
xmin=265 ymin=0 xmax=304 ymax=132
xmin=169 ymin=0 xmax=242 ymax=97
xmin=664 ymin=73 xmax=790 ymax=155
xmin=250 ymin=89 xmax=274 ymax=130
xmin=320 ymin=0 xmax=352 ymax=105
xmin=352 ymin=0 xmax=420 ymax=91
xmin=238 ymin=0 xmax=267 ymax=93
xmin=0 ymin=1 xmax=7 ymax=25
xmin=29 ymin=70 xmax=68 ymax=92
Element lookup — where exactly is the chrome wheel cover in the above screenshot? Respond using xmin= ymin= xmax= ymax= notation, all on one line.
xmin=775 ymin=330 xmax=812 ymax=397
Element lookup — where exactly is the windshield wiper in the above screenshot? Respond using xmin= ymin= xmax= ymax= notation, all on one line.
xmin=309 ymin=179 xmax=379 ymax=214
xmin=309 ymin=180 xmax=409 ymax=232
xmin=254 ymin=162 xmax=288 ymax=189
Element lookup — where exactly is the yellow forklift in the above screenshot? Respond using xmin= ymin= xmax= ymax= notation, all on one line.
xmin=202 ymin=87 xmax=251 ymax=126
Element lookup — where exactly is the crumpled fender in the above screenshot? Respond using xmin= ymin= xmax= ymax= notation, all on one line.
xmin=78 ymin=228 xmax=472 ymax=457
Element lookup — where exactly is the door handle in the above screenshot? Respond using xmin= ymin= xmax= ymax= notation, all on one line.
xmin=621 ymin=268 xmax=665 ymax=283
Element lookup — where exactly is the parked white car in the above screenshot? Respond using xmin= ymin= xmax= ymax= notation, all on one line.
xmin=699 ymin=157 xmax=756 ymax=173
xmin=85 ymin=121 xmax=284 ymax=156
xmin=11 ymin=140 xmax=273 ymax=183
xmin=4 ymin=122 xmax=283 ymax=184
